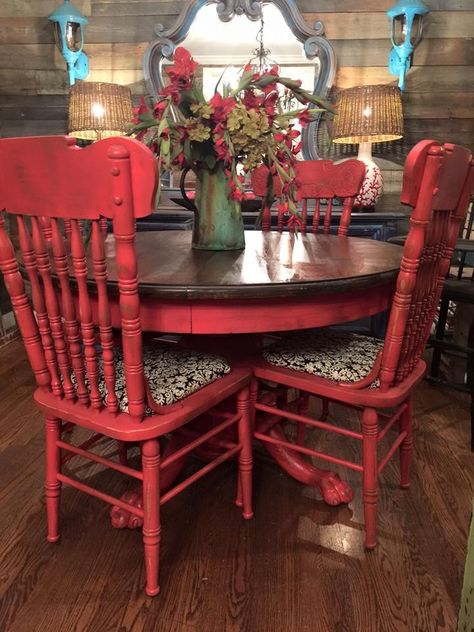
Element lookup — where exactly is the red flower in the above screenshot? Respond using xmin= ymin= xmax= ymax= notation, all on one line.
xmin=133 ymin=96 xmax=149 ymax=124
xmin=214 ymin=135 xmax=231 ymax=161
xmin=161 ymin=84 xmax=180 ymax=104
xmin=292 ymin=142 xmax=302 ymax=155
xmin=242 ymin=90 xmax=264 ymax=109
xmin=277 ymin=201 xmax=289 ymax=215
xmin=298 ymin=108 xmax=313 ymax=127
xmin=287 ymin=214 xmax=305 ymax=231
xmin=153 ymin=99 xmax=168 ymax=117
xmin=229 ymin=188 xmax=244 ymax=202
xmin=287 ymin=129 xmax=300 ymax=141
xmin=264 ymin=91 xmax=278 ymax=115
xmin=173 ymin=152 xmax=187 ymax=168
xmin=209 ymin=93 xmax=236 ymax=123
xmin=165 ymin=47 xmax=198 ymax=89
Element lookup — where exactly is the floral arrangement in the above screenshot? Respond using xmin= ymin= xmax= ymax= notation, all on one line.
xmin=131 ymin=47 xmax=333 ymax=227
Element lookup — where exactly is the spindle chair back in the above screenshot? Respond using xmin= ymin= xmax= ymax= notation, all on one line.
xmin=0 ymin=135 xmax=253 ymax=596
xmin=251 ymin=140 xmax=474 ymax=548
xmin=251 ymin=159 xmax=366 ymax=233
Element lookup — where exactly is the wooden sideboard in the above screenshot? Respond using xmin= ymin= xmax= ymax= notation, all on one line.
xmin=142 ymin=192 xmax=408 ymax=242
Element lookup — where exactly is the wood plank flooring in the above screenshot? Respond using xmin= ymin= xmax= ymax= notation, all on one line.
xmin=0 ymin=340 xmax=472 ymax=632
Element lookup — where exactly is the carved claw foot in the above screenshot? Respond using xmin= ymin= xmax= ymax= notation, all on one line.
xmin=318 ymin=472 xmax=353 ymax=506
xmin=110 ymin=489 xmax=143 ymax=529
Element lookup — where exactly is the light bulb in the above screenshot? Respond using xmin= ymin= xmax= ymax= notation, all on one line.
xmin=91 ymin=103 xmax=105 ymax=118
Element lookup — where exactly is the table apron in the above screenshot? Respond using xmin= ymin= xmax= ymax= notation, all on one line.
xmin=93 ymin=281 xmax=394 ymax=334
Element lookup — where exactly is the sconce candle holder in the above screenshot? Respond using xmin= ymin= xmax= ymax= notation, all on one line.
xmin=387 ymin=0 xmax=429 ymax=91
xmin=48 ymin=0 xmax=89 ymax=86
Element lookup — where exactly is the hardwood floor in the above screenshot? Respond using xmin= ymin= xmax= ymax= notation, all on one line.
xmin=0 ymin=340 xmax=472 ymax=632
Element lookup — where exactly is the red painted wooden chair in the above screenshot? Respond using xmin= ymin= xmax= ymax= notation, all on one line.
xmin=0 ymin=135 xmax=253 ymax=596
xmin=251 ymin=159 xmax=366 ymax=233
xmin=251 ymin=140 xmax=474 ymax=548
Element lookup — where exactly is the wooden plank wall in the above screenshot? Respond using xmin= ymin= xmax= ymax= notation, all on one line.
xmin=0 ymin=0 xmax=473 ymax=190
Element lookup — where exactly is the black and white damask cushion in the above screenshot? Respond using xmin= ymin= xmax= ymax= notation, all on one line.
xmin=71 ymin=344 xmax=231 ymax=412
xmin=263 ymin=329 xmax=383 ymax=385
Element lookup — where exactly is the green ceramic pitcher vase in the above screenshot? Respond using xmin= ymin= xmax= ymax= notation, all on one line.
xmin=181 ymin=162 xmax=245 ymax=251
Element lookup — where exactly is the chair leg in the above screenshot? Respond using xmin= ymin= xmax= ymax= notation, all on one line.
xmin=399 ymin=397 xmax=413 ymax=489
xmin=237 ymin=386 xmax=253 ymax=520
xmin=235 ymin=378 xmax=258 ymax=508
xmin=141 ymin=439 xmax=161 ymax=597
xmin=362 ymin=407 xmax=379 ymax=549
xmin=45 ymin=415 xmax=62 ymax=543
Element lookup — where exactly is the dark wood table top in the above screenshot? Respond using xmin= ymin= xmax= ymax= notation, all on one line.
xmin=103 ymin=230 xmax=403 ymax=300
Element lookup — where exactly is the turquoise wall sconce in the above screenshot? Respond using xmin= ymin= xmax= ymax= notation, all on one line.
xmin=48 ymin=0 xmax=89 ymax=86
xmin=387 ymin=0 xmax=429 ymax=91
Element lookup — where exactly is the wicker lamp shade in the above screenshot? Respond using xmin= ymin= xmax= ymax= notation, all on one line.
xmin=68 ymin=81 xmax=133 ymax=141
xmin=332 ymin=84 xmax=403 ymax=145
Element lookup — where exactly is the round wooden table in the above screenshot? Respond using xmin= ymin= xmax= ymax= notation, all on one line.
xmin=102 ymin=230 xmax=403 ymax=335
xmin=101 ymin=230 xmax=403 ymax=515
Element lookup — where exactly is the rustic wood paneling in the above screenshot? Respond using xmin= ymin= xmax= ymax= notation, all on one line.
xmin=335 ymin=66 xmax=474 ymax=93
xmin=306 ymin=11 xmax=474 ymax=40
xmin=3 ymin=38 xmax=470 ymax=73
xmin=0 ymin=70 xmax=69 ymax=95
xmin=0 ymin=0 xmax=90 ymax=18
xmin=92 ymin=1 xmax=186 ymax=17
xmin=333 ymin=38 xmax=474 ymax=67
xmin=402 ymin=93 xmax=474 ymax=119
xmin=0 ymin=16 xmax=175 ymax=45
xmin=0 ymin=95 xmax=68 ymax=120
xmin=0 ymin=120 xmax=66 ymax=136
xmin=403 ymin=118 xmax=474 ymax=146
xmin=0 ymin=1 xmax=472 ymax=157
xmin=0 ymin=43 xmax=148 ymax=71
xmin=2 ymin=12 xmax=473 ymax=45
xmin=3 ymin=66 xmax=470 ymax=97
xmin=296 ymin=0 xmax=473 ymax=11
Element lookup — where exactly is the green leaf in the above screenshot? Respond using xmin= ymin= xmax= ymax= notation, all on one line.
xmin=183 ymin=139 xmax=192 ymax=163
xmin=231 ymin=69 xmax=254 ymax=95
xmin=138 ymin=112 xmax=156 ymax=124
xmin=157 ymin=117 xmax=169 ymax=136
xmin=255 ymin=74 xmax=278 ymax=88
xmin=161 ymin=137 xmax=170 ymax=156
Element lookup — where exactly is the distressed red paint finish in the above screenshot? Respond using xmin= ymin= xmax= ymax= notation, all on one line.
xmin=0 ymin=135 xmax=253 ymax=596
xmin=251 ymin=159 xmax=366 ymax=233
xmin=252 ymin=140 xmax=474 ymax=548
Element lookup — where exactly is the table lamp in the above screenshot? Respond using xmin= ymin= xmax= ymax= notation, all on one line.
xmin=332 ymin=84 xmax=403 ymax=209
xmin=67 ymin=81 xmax=133 ymax=141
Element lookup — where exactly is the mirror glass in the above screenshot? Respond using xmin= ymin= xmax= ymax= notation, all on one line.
xmin=161 ymin=3 xmax=320 ymax=99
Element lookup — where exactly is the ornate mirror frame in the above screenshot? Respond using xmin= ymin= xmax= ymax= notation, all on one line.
xmin=143 ymin=0 xmax=336 ymax=160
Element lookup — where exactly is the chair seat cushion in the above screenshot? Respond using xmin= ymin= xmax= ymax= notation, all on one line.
xmin=262 ymin=329 xmax=383 ymax=384
xmin=73 ymin=344 xmax=231 ymax=412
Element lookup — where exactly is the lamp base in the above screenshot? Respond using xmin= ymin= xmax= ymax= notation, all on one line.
xmin=354 ymin=143 xmax=383 ymax=209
